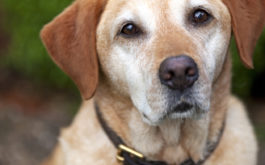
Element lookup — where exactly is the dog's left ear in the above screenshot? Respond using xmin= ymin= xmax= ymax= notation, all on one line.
xmin=223 ymin=0 xmax=265 ymax=68
xmin=41 ymin=0 xmax=107 ymax=100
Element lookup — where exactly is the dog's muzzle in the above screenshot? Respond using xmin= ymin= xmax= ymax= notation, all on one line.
xmin=159 ymin=55 xmax=199 ymax=115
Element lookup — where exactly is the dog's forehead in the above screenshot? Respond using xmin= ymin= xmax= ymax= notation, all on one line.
xmin=106 ymin=0 xmax=225 ymax=18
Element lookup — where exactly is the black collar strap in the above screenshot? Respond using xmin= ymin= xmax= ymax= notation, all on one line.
xmin=94 ymin=103 xmax=225 ymax=165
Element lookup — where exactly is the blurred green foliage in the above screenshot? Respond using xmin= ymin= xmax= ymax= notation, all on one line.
xmin=0 ymin=0 xmax=265 ymax=98
xmin=255 ymin=124 xmax=265 ymax=141
xmin=0 ymin=0 xmax=78 ymax=94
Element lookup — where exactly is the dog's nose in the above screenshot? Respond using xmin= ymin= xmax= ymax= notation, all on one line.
xmin=159 ymin=55 xmax=199 ymax=90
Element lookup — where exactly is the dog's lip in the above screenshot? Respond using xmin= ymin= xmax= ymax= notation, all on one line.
xmin=154 ymin=102 xmax=194 ymax=123
xmin=169 ymin=102 xmax=193 ymax=113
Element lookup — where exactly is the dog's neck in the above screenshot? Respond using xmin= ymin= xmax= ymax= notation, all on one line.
xmin=94 ymin=55 xmax=231 ymax=164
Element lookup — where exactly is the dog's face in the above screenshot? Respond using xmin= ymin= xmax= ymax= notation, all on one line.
xmin=41 ymin=0 xmax=265 ymax=125
xmin=96 ymin=0 xmax=231 ymax=124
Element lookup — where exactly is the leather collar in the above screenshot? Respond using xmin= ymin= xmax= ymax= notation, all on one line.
xmin=95 ymin=103 xmax=225 ymax=165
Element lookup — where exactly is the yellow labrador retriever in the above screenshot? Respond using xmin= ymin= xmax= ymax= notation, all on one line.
xmin=41 ymin=0 xmax=265 ymax=164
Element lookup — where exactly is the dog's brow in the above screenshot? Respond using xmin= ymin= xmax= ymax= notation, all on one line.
xmin=115 ymin=11 xmax=135 ymax=25
xmin=111 ymin=11 xmax=135 ymax=38
xmin=189 ymin=0 xmax=209 ymax=7
xmin=112 ymin=2 xmax=156 ymax=35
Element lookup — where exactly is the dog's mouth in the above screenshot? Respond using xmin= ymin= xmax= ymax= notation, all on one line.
xmin=154 ymin=102 xmax=195 ymax=122
xmin=168 ymin=102 xmax=193 ymax=114
xmin=143 ymin=101 xmax=197 ymax=125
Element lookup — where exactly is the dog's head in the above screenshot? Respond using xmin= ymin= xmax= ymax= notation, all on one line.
xmin=41 ymin=0 xmax=265 ymax=125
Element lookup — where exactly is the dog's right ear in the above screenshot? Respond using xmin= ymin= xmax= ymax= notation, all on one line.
xmin=41 ymin=0 xmax=107 ymax=100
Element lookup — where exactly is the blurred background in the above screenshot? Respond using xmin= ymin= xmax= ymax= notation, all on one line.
xmin=0 ymin=0 xmax=264 ymax=164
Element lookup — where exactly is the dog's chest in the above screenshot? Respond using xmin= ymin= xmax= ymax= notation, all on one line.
xmin=128 ymin=117 xmax=209 ymax=163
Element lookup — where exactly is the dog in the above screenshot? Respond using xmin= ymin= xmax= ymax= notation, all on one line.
xmin=40 ymin=0 xmax=265 ymax=164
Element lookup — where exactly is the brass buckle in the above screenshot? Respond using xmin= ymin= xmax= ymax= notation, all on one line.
xmin=116 ymin=144 xmax=144 ymax=162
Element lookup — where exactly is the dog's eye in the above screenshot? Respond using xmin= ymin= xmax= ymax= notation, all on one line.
xmin=190 ymin=9 xmax=212 ymax=25
xmin=120 ymin=23 xmax=141 ymax=37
